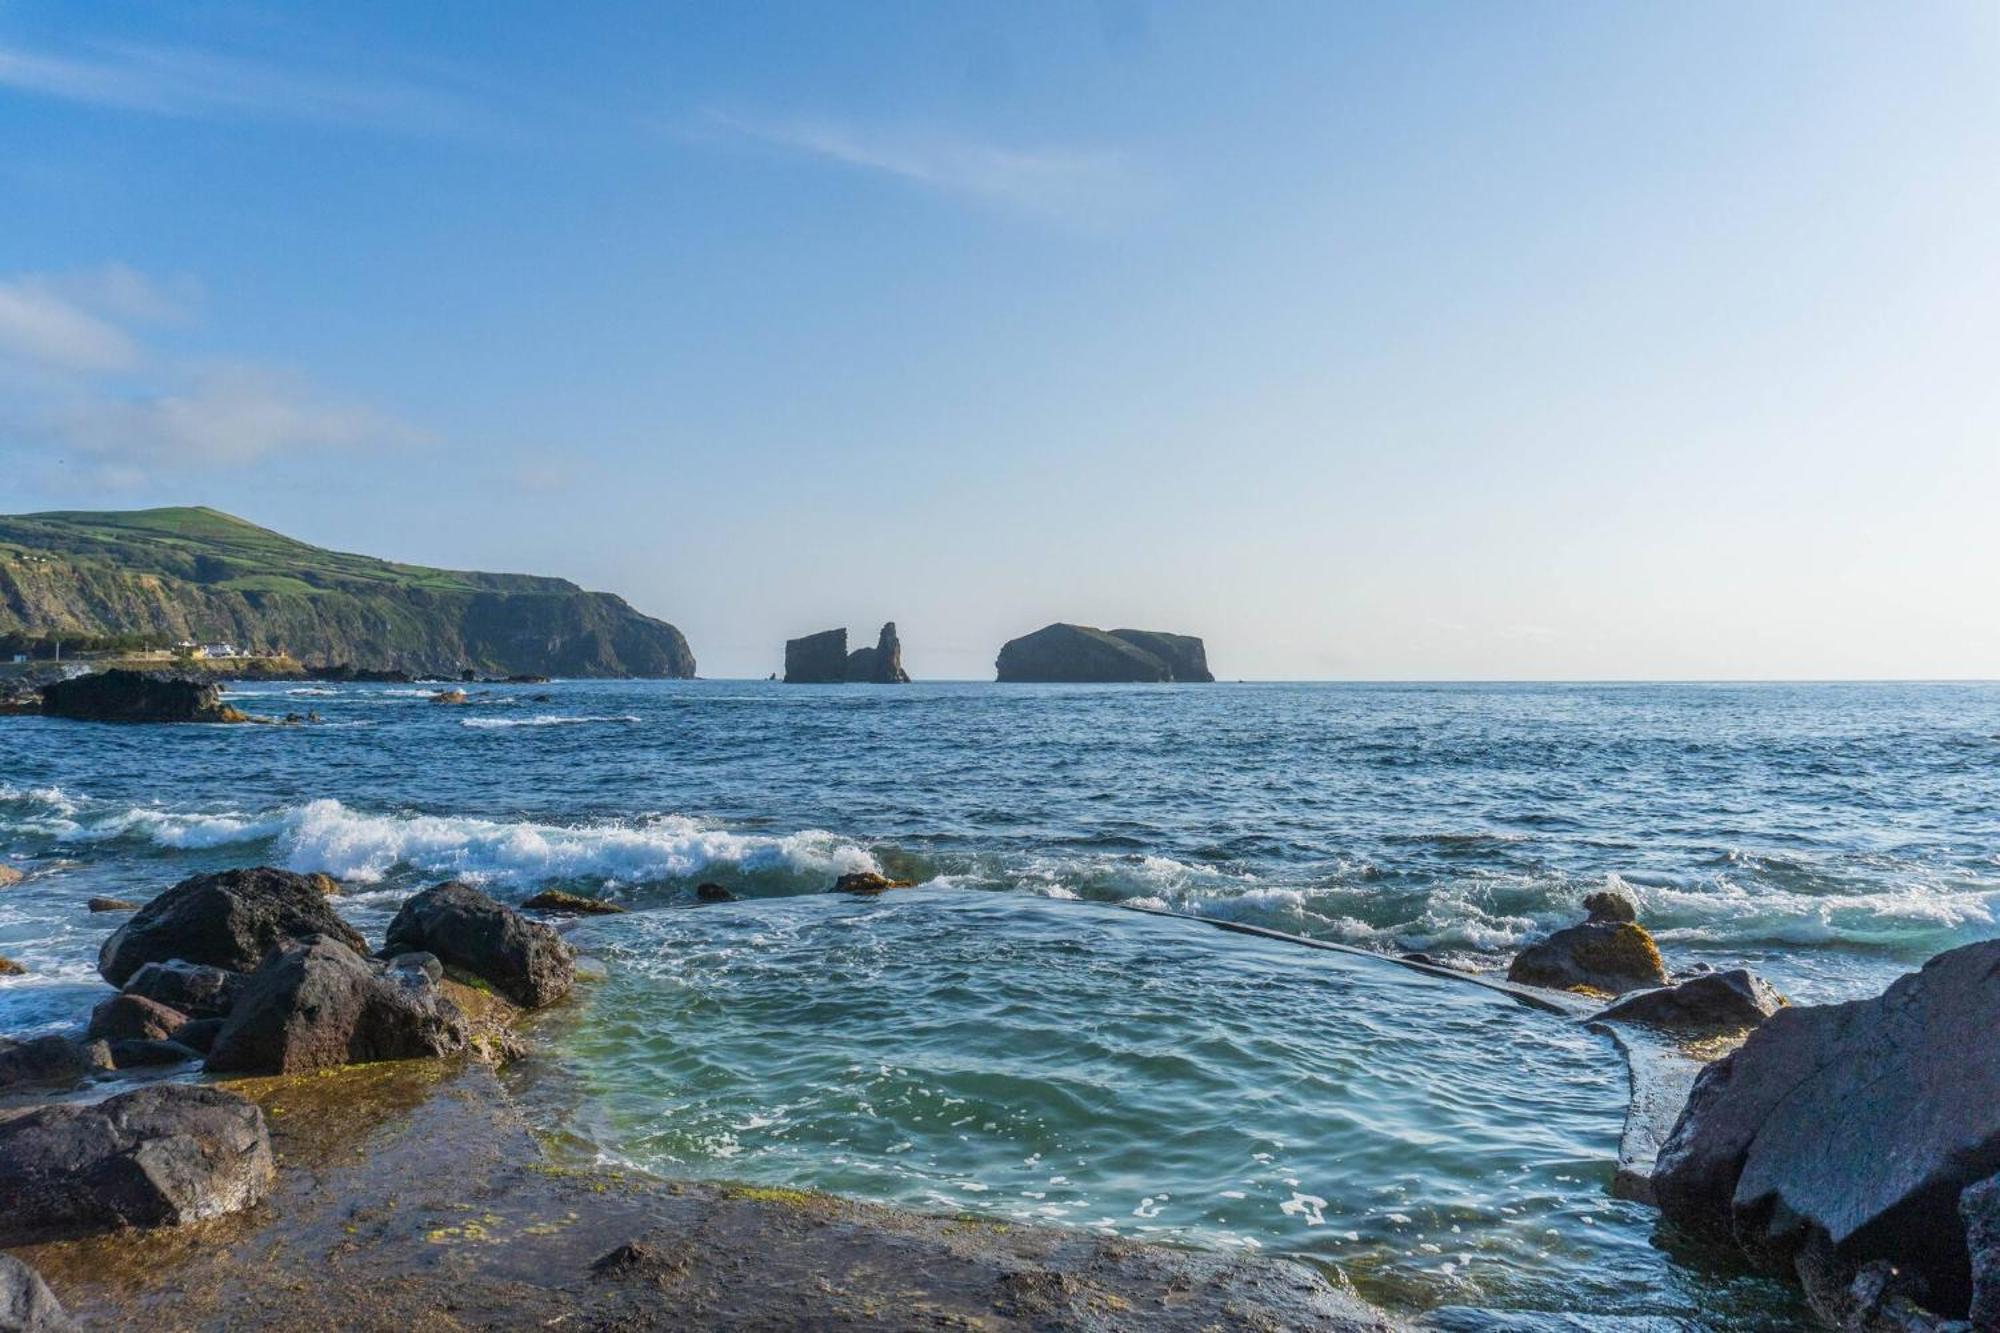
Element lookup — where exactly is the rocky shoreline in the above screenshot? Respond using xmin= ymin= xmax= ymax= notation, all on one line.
xmin=4 ymin=866 xmax=1998 ymax=1329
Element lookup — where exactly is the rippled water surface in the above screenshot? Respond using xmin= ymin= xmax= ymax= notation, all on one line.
xmin=4 ymin=680 xmax=1996 ymax=1323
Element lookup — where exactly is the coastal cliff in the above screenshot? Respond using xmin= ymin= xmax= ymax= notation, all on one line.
xmin=0 ymin=507 xmax=695 ymax=679
xmin=995 ymin=623 xmax=1214 ymax=683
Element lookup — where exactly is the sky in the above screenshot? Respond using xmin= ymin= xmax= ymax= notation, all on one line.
xmin=1 ymin=1 xmax=1996 ymax=680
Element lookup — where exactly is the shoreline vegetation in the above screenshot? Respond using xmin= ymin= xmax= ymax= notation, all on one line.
xmin=3 ymin=824 xmax=1996 ymax=1327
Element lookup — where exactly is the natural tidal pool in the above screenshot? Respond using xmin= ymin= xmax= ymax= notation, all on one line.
xmin=555 ymin=890 xmax=1804 ymax=1324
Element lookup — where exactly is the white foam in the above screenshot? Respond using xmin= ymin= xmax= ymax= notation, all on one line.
xmin=461 ymin=714 xmax=642 ymax=730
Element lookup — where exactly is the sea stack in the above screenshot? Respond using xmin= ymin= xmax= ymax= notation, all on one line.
xmin=783 ymin=629 xmax=848 ymax=684
xmin=845 ymin=623 xmax=912 ymax=684
xmin=995 ymin=624 xmax=1214 ymax=683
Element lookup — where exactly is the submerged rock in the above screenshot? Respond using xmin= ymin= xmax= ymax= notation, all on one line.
xmin=205 ymin=935 xmax=469 ymax=1075
xmin=120 ymin=959 xmax=250 ymax=1020
xmin=0 ymin=1083 xmax=274 ymax=1245
xmin=783 ymin=628 xmax=848 ymax=684
xmin=1594 ymin=969 xmax=1784 ymax=1033
xmin=0 ymin=1254 xmax=76 ymax=1333
xmin=98 ymin=866 xmax=366 ymax=987
xmin=0 ymin=1035 xmax=112 ymax=1092
xmin=39 ymin=670 xmax=248 ymax=724
xmin=694 ymin=882 xmax=737 ymax=903
xmin=829 ymin=871 xmax=916 ymax=895
xmin=1507 ymin=920 xmax=1668 ymax=996
xmin=1653 ymin=939 xmax=2000 ymax=1322
xmin=85 ymin=896 xmax=138 ymax=913
xmin=383 ymin=880 xmax=576 ymax=1009
xmin=521 ymin=889 xmax=627 ymax=916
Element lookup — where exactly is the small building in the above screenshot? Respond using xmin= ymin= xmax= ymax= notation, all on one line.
xmin=196 ymin=643 xmax=239 ymax=659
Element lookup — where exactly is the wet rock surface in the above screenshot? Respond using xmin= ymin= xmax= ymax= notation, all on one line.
xmin=1594 ymin=969 xmax=1784 ymax=1033
xmin=829 ymin=871 xmax=916 ymax=895
xmin=13 ymin=1060 xmax=1402 ymax=1331
xmin=0 ymin=1036 xmax=112 ymax=1094
xmin=520 ymin=889 xmax=626 ymax=915
xmin=1506 ymin=920 xmax=1669 ymax=995
xmin=1653 ymin=939 xmax=2000 ymax=1322
xmin=0 ymin=1083 xmax=274 ymax=1246
xmin=98 ymin=867 xmax=367 ymax=987
xmin=383 ymin=880 xmax=575 ymax=1009
xmin=204 ymin=935 xmax=469 ymax=1075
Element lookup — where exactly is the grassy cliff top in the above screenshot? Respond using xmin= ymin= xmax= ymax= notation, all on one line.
xmin=0 ymin=507 xmax=576 ymax=598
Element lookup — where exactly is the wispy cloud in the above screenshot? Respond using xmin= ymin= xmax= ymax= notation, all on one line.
xmin=0 ymin=40 xmax=481 ymax=134
xmin=704 ymin=111 xmax=1159 ymax=228
xmin=0 ymin=265 xmax=425 ymax=482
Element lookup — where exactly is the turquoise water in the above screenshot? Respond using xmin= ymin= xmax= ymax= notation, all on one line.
xmin=5 ymin=679 xmax=1995 ymax=1322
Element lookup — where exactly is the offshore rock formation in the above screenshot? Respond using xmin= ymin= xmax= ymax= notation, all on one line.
xmin=1653 ymin=939 xmax=2000 ymax=1325
xmin=40 ymin=670 xmax=249 ymax=724
xmin=995 ymin=623 xmax=1214 ymax=683
xmin=784 ymin=628 xmax=848 ymax=683
xmin=844 ymin=622 xmax=911 ymax=683
xmin=785 ymin=624 xmax=911 ymax=683
xmin=0 ymin=506 xmax=695 ymax=679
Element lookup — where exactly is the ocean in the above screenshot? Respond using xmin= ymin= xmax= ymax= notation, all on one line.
xmin=4 ymin=679 xmax=1996 ymax=1324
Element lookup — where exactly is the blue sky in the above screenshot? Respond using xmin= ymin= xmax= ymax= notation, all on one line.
xmin=2 ymin=2 xmax=1996 ymax=678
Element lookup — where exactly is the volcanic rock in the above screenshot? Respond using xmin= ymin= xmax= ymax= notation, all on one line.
xmin=783 ymin=629 xmax=848 ymax=684
xmin=98 ymin=867 xmax=365 ymax=987
xmin=843 ymin=622 xmax=912 ymax=684
xmin=0 ymin=1254 xmax=76 ymax=1333
xmin=383 ymin=880 xmax=575 ymax=1009
xmin=120 ymin=959 xmax=250 ymax=1020
xmin=39 ymin=670 xmax=248 ymax=724
xmin=830 ymin=872 xmax=916 ymax=895
xmin=0 ymin=1035 xmax=112 ymax=1092
xmin=86 ymin=993 xmax=191 ymax=1044
xmin=520 ymin=889 xmax=627 ymax=915
xmin=1506 ymin=920 xmax=1668 ymax=996
xmin=995 ymin=623 xmax=1212 ymax=683
xmin=1584 ymin=890 xmax=1639 ymax=923
xmin=1594 ymin=969 xmax=1784 ymax=1033
xmin=0 ymin=1083 xmax=274 ymax=1245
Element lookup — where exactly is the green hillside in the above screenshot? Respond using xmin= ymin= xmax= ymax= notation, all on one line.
xmin=0 ymin=507 xmax=696 ymax=678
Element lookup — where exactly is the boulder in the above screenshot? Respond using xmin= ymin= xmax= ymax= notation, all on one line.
xmin=0 ymin=1083 xmax=275 ymax=1245
xmin=1594 ymin=969 xmax=1784 ymax=1032
xmin=695 ymin=882 xmax=737 ymax=903
xmin=105 ymin=1038 xmax=201 ymax=1069
xmin=520 ymin=889 xmax=627 ymax=915
xmin=1583 ymin=890 xmax=1638 ymax=923
xmin=98 ymin=866 xmax=366 ymax=987
xmin=1963 ymin=1173 xmax=2000 ymax=1330
xmin=1653 ymin=939 xmax=2000 ymax=1321
xmin=204 ymin=935 xmax=470 ymax=1075
xmin=0 ymin=1254 xmax=76 ymax=1333
xmin=996 ymin=623 xmax=1212 ymax=683
xmin=0 ymin=864 xmax=23 ymax=888
xmin=831 ymin=871 xmax=916 ymax=895
xmin=1506 ymin=921 xmax=1668 ymax=995
xmin=0 ymin=1035 xmax=112 ymax=1092
xmin=383 ymin=881 xmax=575 ymax=1009
xmin=120 ymin=959 xmax=250 ymax=1020
xmin=86 ymin=896 xmax=139 ymax=912
xmin=87 ymin=993 xmax=192 ymax=1044
xmin=0 ymin=955 xmax=21 ymax=976
xmin=39 ymin=670 xmax=248 ymax=724
xmin=784 ymin=629 xmax=848 ymax=684
xmin=843 ymin=623 xmax=912 ymax=684
xmin=172 ymin=1017 xmax=224 ymax=1054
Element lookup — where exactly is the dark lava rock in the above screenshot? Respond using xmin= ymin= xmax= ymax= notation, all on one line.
xmin=1583 ymin=889 xmax=1639 ymax=923
xmin=843 ymin=622 xmax=912 ymax=684
xmin=694 ymin=882 xmax=737 ymax=903
xmin=521 ymin=889 xmax=627 ymax=916
xmin=39 ymin=670 xmax=248 ymax=724
xmin=383 ymin=881 xmax=575 ymax=1009
xmin=995 ymin=622 xmax=1213 ymax=683
xmin=830 ymin=871 xmax=916 ymax=895
xmin=120 ymin=959 xmax=250 ymax=1020
xmin=1594 ymin=969 xmax=1784 ymax=1033
xmin=105 ymin=1038 xmax=201 ymax=1069
xmin=85 ymin=896 xmax=139 ymax=913
xmin=86 ymin=993 xmax=191 ymax=1044
xmin=1653 ymin=939 xmax=2000 ymax=1321
xmin=204 ymin=935 xmax=469 ymax=1075
xmin=1506 ymin=920 xmax=1668 ymax=995
xmin=1963 ymin=1173 xmax=2000 ymax=1330
xmin=0 ymin=1083 xmax=274 ymax=1245
xmin=0 ymin=1254 xmax=76 ymax=1333
xmin=0 ymin=1035 xmax=112 ymax=1092
xmin=98 ymin=867 xmax=366 ymax=987
xmin=783 ymin=628 xmax=848 ymax=684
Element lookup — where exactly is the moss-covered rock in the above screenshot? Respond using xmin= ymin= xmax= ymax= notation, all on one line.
xmin=1507 ymin=920 xmax=1667 ymax=995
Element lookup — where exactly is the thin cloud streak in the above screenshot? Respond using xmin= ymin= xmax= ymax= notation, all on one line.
xmin=0 ymin=40 xmax=483 ymax=134
xmin=705 ymin=111 xmax=1160 ymax=227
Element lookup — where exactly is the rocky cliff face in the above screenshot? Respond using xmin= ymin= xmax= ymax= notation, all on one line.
xmin=0 ymin=508 xmax=695 ymax=679
xmin=844 ymin=623 xmax=911 ymax=684
xmin=995 ymin=623 xmax=1212 ymax=683
xmin=784 ymin=629 xmax=848 ymax=683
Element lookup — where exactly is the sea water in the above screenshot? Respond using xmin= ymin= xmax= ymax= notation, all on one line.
xmin=4 ymin=680 xmax=1996 ymax=1323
